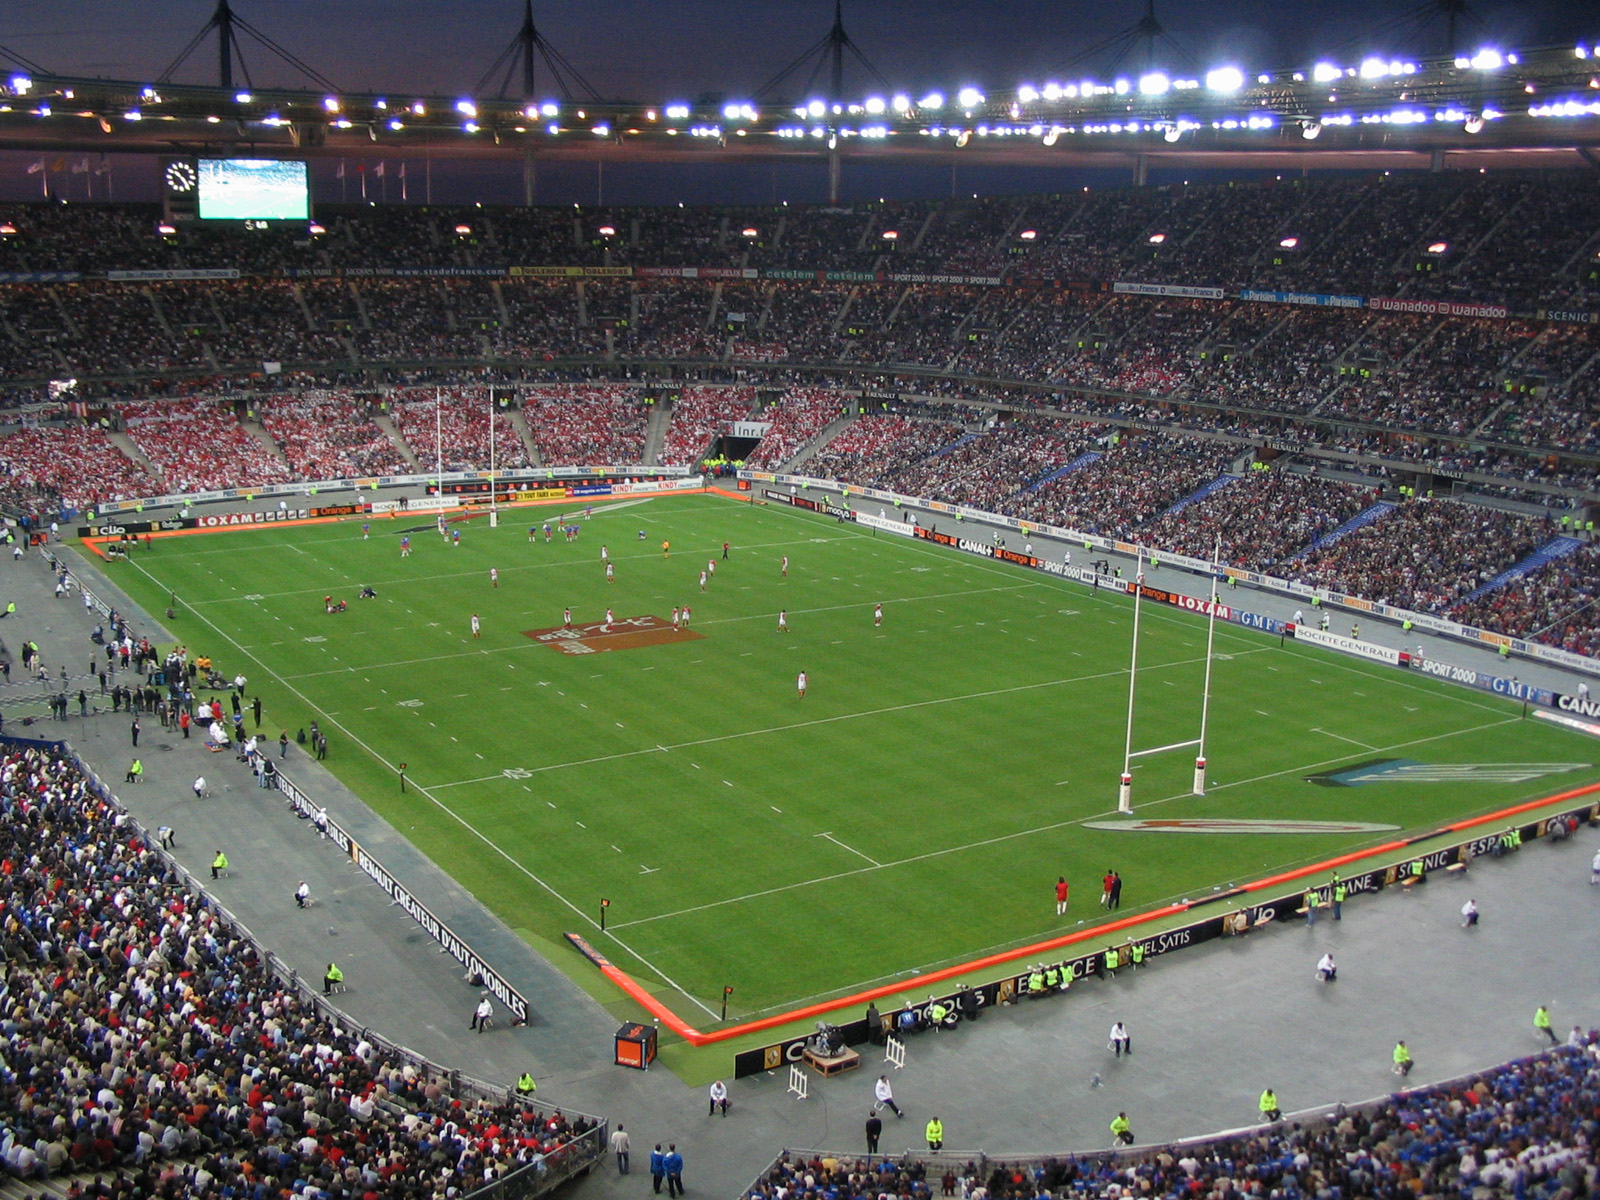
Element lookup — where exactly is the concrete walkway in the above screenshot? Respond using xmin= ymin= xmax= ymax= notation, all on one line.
xmin=6 ymin=520 xmax=1598 ymax=1200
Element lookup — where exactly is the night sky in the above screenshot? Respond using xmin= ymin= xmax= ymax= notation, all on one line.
xmin=0 ymin=0 xmax=1587 ymax=206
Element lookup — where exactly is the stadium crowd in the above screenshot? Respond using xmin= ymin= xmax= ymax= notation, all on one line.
xmin=745 ymin=1043 xmax=1600 ymax=1200
xmin=0 ymin=741 xmax=601 ymax=1193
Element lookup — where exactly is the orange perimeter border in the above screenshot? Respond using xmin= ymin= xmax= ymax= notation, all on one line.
xmin=582 ymin=780 xmax=1600 ymax=1046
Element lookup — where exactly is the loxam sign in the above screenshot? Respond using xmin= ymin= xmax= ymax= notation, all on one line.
xmin=1308 ymin=758 xmax=1590 ymax=787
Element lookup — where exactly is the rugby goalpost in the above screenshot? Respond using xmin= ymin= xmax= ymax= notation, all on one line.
xmin=1117 ymin=538 xmax=1223 ymax=814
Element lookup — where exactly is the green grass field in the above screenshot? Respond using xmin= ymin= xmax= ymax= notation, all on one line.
xmin=105 ymin=493 xmax=1600 ymax=1021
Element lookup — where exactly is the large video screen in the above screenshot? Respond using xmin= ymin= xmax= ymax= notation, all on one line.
xmin=197 ymin=159 xmax=309 ymax=220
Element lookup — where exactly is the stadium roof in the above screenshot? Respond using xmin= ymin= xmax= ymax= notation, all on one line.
xmin=1 ymin=40 xmax=1598 ymax=175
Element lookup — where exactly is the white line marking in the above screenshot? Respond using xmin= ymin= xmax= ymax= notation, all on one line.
xmin=429 ymin=647 xmax=1273 ymax=790
xmin=1311 ymin=727 xmax=1379 ymax=751
xmin=816 ymin=831 xmax=882 ymax=867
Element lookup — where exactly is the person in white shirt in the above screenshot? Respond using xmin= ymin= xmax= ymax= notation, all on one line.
xmin=1316 ymin=953 xmax=1336 ymax=982
xmin=192 ymin=776 xmax=206 ymax=798
xmin=295 ymin=881 xmax=310 ymax=909
xmin=471 ymin=995 xmax=493 ymax=1032
xmin=708 ymin=1080 xmax=729 ymax=1117
xmin=797 ymin=670 xmax=808 ymax=698
xmin=1109 ymin=1021 xmax=1131 ymax=1057
xmin=873 ymin=1074 xmax=902 ymax=1117
xmin=1461 ymin=898 xmax=1479 ymax=928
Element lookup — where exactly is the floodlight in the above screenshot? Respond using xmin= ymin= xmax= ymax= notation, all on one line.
xmin=1427 ymin=241 xmax=1448 ymax=254
xmin=388 ymin=118 xmax=404 ymax=130
xmin=920 ymin=91 xmax=945 ymax=109
xmin=1148 ymin=232 xmax=1166 ymax=244
xmin=463 ymin=121 xmax=479 ymax=132
xmin=1019 ymin=229 xmax=1037 ymax=240
xmin=323 ymin=97 xmax=340 ymax=113
xmin=10 ymin=76 xmax=31 ymax=94
xmin=456 ymin=99 xmax=477 ymax=117
xmin=865 ymin=96 xmax=886 ymax=114
xmin=957 ymin=86 xmax=984 ymax=108
xmin=1205 ymin=66 xmax=1243 ymax=93
xmin=1139 ymin=73 xmax=1170 ymax=95
xmin=156 ymin=224 xmax=176 ymax=235
xmin=881 ymin=230 xmax=898 ymax=240
xmin=309 ymin=223 xmax=326 ymax=235
xmin=892 ymin=94 xmax=911 ymax=112
xmin=235 ymin=91 xmax=252 ymax=103
xmin=1042 ymin=82 xmax=1063 ymax=100
xmin=1279 ymin=236 xmax=1298 ymax=248
xmin=1577 ymin=46 xmax=1590 ymax=59
xmin=742 ymin=227 xmax=759 ymax=237
xmin=1470 ymin=48 xmax=1503 ymax=70
xmin=1312 ymin=63 xmax=1341 ymax=83
xmin=1017 ymin=85 xmax=1039 ymax=103
xmin=1359 ymin=58 xmax=1388 ymax=79
xmin=1113 ymin=78 xmax=1131 ymax=95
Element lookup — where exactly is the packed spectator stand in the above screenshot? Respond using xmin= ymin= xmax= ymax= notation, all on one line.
xmin=0 ymin=742 xmax=603 ymax=1194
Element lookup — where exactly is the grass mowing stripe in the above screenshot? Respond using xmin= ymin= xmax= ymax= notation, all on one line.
xmin=608 ymin=710 xmax=1524 ymax=938
xmin=427 ymin=646 xmax=1273 ymax=790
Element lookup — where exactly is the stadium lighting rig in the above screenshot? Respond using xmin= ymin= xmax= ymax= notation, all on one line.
xmin=1 ymin=20 xmax=1599 ymax=166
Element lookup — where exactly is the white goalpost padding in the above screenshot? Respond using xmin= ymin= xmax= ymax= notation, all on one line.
xmin=1118 ymin=540 xmax=1224 ymax=812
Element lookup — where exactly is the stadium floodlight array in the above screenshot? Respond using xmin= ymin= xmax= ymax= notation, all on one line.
xmin=0 ymin=38 xmax=1592 ymax=159
xmin=1117 ymin=538 xmax=1223 ymax=814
